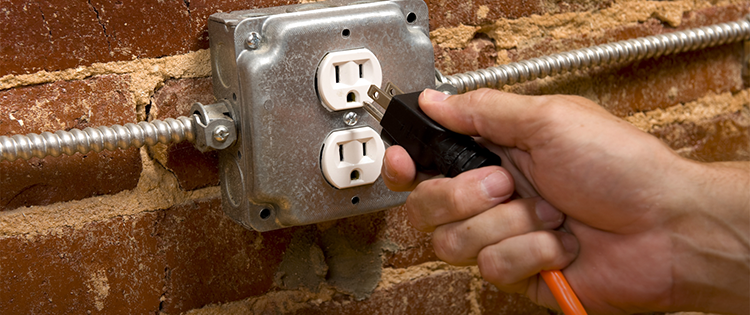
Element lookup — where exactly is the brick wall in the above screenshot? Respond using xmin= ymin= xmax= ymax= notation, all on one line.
xmin=0 ymin=0 xmax=748 ymax=313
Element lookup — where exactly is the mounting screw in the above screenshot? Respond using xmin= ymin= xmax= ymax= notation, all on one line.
xmin=343 ymin=111 xmax=359 ymax=126
xmin=246 ymin=32 xmax=261 ymax=49
xmin=213 ymin=126 xmax=230 ymax=142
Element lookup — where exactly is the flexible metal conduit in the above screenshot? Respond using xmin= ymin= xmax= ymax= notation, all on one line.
xmin=2 ymin=16 xmax=750 ymax=161
xmin=0 ymin=117 xmax=195 ymax=162
xmin=444 ymin=15 xmax=750 ymax=93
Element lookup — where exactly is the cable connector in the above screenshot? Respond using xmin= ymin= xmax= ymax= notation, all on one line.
xmin=364 ymin=82 xmax=501 ymax=177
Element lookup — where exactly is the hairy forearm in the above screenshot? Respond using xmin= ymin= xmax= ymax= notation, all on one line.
xmin=669 ymin=160 xmax=750 ymax=314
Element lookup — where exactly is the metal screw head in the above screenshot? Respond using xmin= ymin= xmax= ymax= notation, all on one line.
xmin=213 ymin=126 xmax=230 ymax=142
xmin=343 ymin=112 xmax=359 ymax=126
xmin=246 ymin=32 xmax=261 ymax=49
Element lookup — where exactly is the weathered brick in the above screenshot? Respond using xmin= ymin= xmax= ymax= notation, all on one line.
xmin=509 ymin=43 xmax=743 ymax=117
xmin=434 ymin=34 xmax=498 ymax=77
xmin=426 ymin=0 xmax=612 ymax=29
xmin=0 ymin=149 xmax=141 ymax=211
xmin=381 ymin=206 xmax=438 ymax=268
xmin=0 ymin=212 xmax=164 ymax=314
xmin=0 ymin=0 xmax=190 ymax=77
xmin=186 ymin=0 xmax=298 ymax=51
xmin=651 ymin=109 xmax=750 ymax=162
xmin=678 ymin=3 xmax=750 ymax=30
xmin=151 ymin=77 xmax=218 ymax=190
xmin=157 ymin=198 xmax=295 ymax=314
xmin=0 ymin=75 xmax=141 ymax=211
xmin=0 ymin=0 xmax=299 ymax=77
xmin=478 ymin=280 xmax=554 ymax=315
xmin=0 ymin=0 xmax=110 ymax=76
xmin=291 ymin=269 xmax=475 ymax=314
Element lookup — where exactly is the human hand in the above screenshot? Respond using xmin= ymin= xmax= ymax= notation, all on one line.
xmin=382 ymin=89 xmax=750 ymax=314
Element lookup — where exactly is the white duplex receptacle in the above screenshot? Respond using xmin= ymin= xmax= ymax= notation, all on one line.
xmin=317 ymin=48 xmax=382 ymax=111
xmin=321 ymin=127 xmax=385 ymax=189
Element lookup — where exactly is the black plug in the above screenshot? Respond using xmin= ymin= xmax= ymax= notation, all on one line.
xmin=363 ymin=82 xmax=501 ymax=178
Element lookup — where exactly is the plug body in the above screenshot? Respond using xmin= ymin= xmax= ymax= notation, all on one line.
xmin=379 ymin=91 xmax=502 ymax=177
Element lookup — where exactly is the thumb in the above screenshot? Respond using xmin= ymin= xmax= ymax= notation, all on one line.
xmin=419 ymin=88 xmax=550 ymax=151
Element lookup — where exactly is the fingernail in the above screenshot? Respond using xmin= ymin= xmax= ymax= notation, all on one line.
xmin=481 ymin=171 xmax=511 ymax=199
xmin=535 ymin=199 xmax=563 ymax=226
xmin=382 ymin=156 xmax=396 ymax=181
xmin=422 ymin=89 xmax=450 ymax=102
xmin=561 ymin=233 xmax=579 ymax=254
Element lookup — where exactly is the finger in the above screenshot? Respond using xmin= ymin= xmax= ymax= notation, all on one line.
xmin=477 ymin=139 xmax=539 ymax=198
xmin=406 ymin=166 xmax=514 ymax=231
xmin=432 ymin=198 xmax=565 ymax=265
xmin=477 ymin=230 xmax=579 ymax=293
xmin=382 ymin=146 xmax=418 ymax=191
xmin=419 ymin=88 xmax=608 ymax=151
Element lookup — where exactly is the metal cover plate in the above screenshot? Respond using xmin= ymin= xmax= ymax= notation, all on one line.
xmin=210 ymin=0 xmax=434 ymax=231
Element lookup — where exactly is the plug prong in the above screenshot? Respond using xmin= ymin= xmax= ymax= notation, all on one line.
xmin=363 ymin=101 xmax=384 ymax=122
xmin=367 ymin=85 xmax=391 ymax=110
xmin=383 ymin=82 xmax=404 ymax=97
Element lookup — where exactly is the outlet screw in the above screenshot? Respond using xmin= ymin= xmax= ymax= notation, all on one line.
xmin=213 ymin=126 xmax=230 ymax=142
xmin=246 ymin=32 xmax=261 ymax=49
xmin=343 ymin=112 xmax=359 ymax=126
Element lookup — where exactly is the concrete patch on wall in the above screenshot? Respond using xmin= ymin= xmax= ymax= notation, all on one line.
xmin=275 ymin=227 xmax=328 ymax=292
xmin=321 ymin=226 xmax=383 ymax=300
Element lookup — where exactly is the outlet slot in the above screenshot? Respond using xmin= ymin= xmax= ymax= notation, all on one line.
xmin=321 ymin=127 xmax=385 ymax=189
xmin=317 ymin=48 xmax=382 ymax=111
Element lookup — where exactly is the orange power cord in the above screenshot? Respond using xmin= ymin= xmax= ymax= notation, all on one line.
xmin=540 ymin=270 xmax=587 ymax=315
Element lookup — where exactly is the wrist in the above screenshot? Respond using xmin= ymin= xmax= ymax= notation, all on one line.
xmin=665 ymin=160 xmax=750 ymax=313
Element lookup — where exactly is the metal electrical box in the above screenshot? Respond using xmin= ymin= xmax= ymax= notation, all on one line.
xmin=208 ymin=0 xmax=435 ymax=231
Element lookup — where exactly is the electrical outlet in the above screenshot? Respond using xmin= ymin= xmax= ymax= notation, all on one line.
xmin=317 ymin=48 xmax=383 ymax=111
xmin=208 ymin=0 xmax=435 ymax=231
xmin=321 ymin=127 xmax=385 ymax=189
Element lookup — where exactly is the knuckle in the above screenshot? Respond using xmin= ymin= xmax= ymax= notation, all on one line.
xmin=432 ymin=227 xmax=464 ymax=264
xmin=404 ymin=194 xmax=427 ymax=230
xmin=477 ymin=247 xmax=510 ymax=285
xmin=531 ymin=232 xmax=562 ymax=265
xmin=449 ymin=186 xmax=473 ymax=218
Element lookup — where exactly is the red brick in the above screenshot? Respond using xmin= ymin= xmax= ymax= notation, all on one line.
xmin=0 ymin=0 xmax=110 ymax=76
xmin=0 ymin=149 xmax=141 ymax=211
xmin=651 ymin=109 xmax=750 ymax=162
xmin=678 ymin=3 xmax=750 ymax=30
xmin=434 ymin=34 xmax=498 ymax=76
xmin=595 ymin=43 xmax=742 ymax=116
xmin=381 ymin=206 xmax=438 ymax=268
xmin=0 ymin=75 xmax=141 ymax=211
xmin=0 ymin=0 xmax=190 ymax=77
xmin=291 ymin=270 xmax=475 ymax=314
xmin=186 ymin=0 xmax=298 ymax=52
xmin=478 ymin=280 xmax=554 ymax=314
xmin=0 ymin=213 xmax=164 ymax=314
xmin=426 ymin=0 xmax=612 ymax=29
xmin=0 ymin=75 xmax=134 ymax=135
xmin=505 ymin=4 xmax=750 ymax=62
xmin=151 ymin=77 xmax=218 ymax=190
xmin=0 ymin=0 xmax=298 ymax=77
xmin=157 ymin=198 xmax=296 ymax=314
xmin=511 ymin=43 xmax=743 ymax=117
